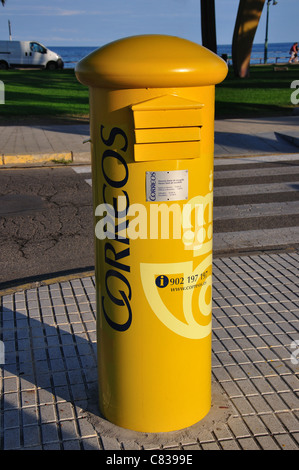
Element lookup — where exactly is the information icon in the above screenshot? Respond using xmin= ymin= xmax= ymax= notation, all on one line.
xmin=155 ymin=275 xmax=169 ymax=288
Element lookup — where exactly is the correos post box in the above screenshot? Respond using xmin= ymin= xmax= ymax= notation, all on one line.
xmin=75 ymin=35 xmax=228 ymax=433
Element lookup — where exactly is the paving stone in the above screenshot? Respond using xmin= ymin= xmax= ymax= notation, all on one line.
xmin=81 ymin=437 xmax=101 ymax=450
xmin=23 ymin=425 xmax=41 ymax=447
xmin=239 ymin=437 xmax=261 ymax=450
xmin=4 ymin=427 xmax=21 ymax=449
xmin=62 ymin=439 xmax=82 ymax=450
xmin=4 ymin=409 xmax=19 ymax=429
xmin=256 ymin=435 xmax=281 ymax=450
xmin=219 ymin=439 xmax=240 ymax=450
xmin=41 ymin=422 xmax=60 ymax=444
xmin=1 ymin=251 xmax=298 ymax=450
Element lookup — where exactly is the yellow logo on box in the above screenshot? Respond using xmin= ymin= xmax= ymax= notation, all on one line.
xmin=140 ymin=254 xmax=212 ymax=339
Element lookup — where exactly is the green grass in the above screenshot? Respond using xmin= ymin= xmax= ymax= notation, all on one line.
xmin=0 ymin=65 xmax=298 ymax=122
xmin=215 ymin=64 xmax=299 ymax=118
xmin=0 ymin=68 xmax=89 ymax=122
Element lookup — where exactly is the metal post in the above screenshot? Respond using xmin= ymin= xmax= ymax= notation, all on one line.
xmin=264 ymin=0 xmax=278 ymax=64
xmin=8 ymin=20 xmax=12 ymax=41
xmin=264 ymin=1 xmax=270 ymax=64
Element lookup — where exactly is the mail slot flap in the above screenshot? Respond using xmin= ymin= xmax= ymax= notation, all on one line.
xmin=135 ymin=127 xmax=201 ymax=144
xmin=132 ymin=95 xmax=204 ymax=129
xmin=134 ymin=141 xmax=201 ymax=162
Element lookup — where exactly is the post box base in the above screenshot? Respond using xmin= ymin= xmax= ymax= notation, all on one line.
xmin=99 ymin=399 xmax=211 ymax=434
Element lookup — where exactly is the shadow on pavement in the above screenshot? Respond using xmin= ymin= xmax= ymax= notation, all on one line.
xmin=1 ymin=299 xmax=100 ymax=449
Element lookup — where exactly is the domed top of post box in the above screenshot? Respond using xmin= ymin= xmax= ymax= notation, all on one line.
xmin=75 ymin=34 xmax=228 ymax=89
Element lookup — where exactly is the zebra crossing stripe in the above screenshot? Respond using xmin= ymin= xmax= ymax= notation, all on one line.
xmin=214 ymin=201 xmax=299 ymax=220
xmin=214 ymin=165 xmax=299 ymax=180
xmin=71 ymin=165 xmax=92 ymax=174
xmin=214 ymin=181 xmax=299 ymax=197
xmin=212 ymin=158 xmax=299 ymax=252
xmin=70 ymin=160 xmax=299 ymax=253
xmin=72 ymin=166 xmax=92 ymax=186
xmin=214 ymin=226 xmax=299 ymax=253
xmin=214 ymin=153 xmax=299 ymax=165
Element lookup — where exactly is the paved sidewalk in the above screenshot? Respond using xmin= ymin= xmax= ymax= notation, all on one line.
xmin=1 ymin=252 xmax=298 ymax=450
xmin=0 ymin=123 xmax=90 ymax=165
xmin=214 ymin=116 xmax=299 ymax=157
xmin=1 ymin=115 xmax=299 ymax=165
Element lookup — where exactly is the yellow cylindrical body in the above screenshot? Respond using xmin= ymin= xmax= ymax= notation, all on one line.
xmin=76 ymin=35 xmax=228 ymax=432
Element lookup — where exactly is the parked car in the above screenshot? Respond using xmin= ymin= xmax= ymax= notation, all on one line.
xmin=0 ymin=40 xmax=63 ymax=70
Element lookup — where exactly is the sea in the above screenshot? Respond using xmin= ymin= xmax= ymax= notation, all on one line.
xmin=50 ymin=42 xmax=293 ymax=69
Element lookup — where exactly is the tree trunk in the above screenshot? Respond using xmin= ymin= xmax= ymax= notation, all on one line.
xmin=232 ymin=0 xmax=266 ymax=78
xmin=200 ymin=0 xmax=217 ymax=54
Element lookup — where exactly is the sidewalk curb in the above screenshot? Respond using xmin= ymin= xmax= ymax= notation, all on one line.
xmin=0 ymin=269 xmax=95 ymax=296
xmin=72 ymin=151 xmax=91 ymax=163
xmin=2 ymin=150 xmax=298 ymax=167
xmin=0 ymin=151 xmax=92 ymax=167
xmin=275 ymin=131 xmax=299 ymax=148
xmin=0 ymin=151 xmax=73 ymax=166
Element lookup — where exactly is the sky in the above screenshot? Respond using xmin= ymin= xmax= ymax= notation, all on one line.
xmin=0 ymin=0 xmax=297 ymax=48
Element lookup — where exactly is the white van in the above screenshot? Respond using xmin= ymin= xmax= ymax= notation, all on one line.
xmin=0 ymin=41 xmax=63 ymax=70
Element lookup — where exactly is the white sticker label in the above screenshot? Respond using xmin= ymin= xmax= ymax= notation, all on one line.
xmin=146 ymin=170 xmax=188 ymax=202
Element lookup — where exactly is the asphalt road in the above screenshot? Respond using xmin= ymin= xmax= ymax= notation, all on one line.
xmin=0 ymin=158 xmax=298 ymax=289
xmin=0 ymin=166 xmax=94 ymax=288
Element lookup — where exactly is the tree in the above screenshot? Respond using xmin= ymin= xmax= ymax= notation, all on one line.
xmin=200 ymin=0 xmax=268 ymax=79
xmin=200 ymin=0 xmax=217 ymax=54
xmin=232 ymin=0 xmax=266 ymax=78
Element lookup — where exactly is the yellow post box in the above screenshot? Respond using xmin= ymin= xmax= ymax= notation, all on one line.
xmin=75 ymin=35 xmax=228 ymax=433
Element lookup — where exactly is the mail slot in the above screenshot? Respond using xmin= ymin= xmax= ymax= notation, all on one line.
xmin=132 ymin=95 xmax=203 ymax=161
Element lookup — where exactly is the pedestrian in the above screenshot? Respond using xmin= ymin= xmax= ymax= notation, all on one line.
xmin=289 ymin=42 xmax=298 ymax=63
